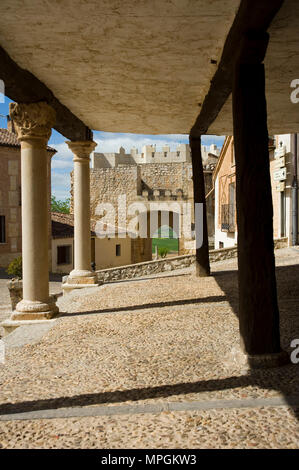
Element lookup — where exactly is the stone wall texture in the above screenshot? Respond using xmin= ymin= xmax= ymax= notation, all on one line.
xmin=0 ymin=144 xmax=54 ymax=268
xmin=7 ymin=278 xmax=23 ymax=310
xmin=96 ymin=237 xmax=288 ymax=283
xmin=96 ymin=254 xmax=195 ymax=283
xmin=0 ymin=147 xmax=22 ymax=267
xmin=73 ymin=161 xmax=215 ymax=259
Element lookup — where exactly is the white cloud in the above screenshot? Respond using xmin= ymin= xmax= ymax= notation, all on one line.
xmin=51 ymin=141 xmax=72 ymax=158
xmin=93 ymin=131 xmax=224 ymax=154
xmin=93 ymin=132 xmax=189 ymax=154
xmin=50 ymin=141 xmax=73 ymax=199
xmin=51 ymin=159 xmax=73 ymax=170
xmin=51 ymin=141 xmax=73 ymax=170
xmin=52 ymin=172 xmax=70 ymax=186
xmin=51 ymin=171 xmax=71 ymax=201
xmin=52 ymin=189 xmax=70 ymax=200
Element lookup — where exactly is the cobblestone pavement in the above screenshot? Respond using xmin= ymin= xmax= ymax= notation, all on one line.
xmin=0 ymin=407 xmax=298 ymax=449
xmin=0 ymin=248 xmax=298 ymax=448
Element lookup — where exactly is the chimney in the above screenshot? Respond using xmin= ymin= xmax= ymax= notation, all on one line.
xmin=7 ymin=115 xmax=16 ymax=134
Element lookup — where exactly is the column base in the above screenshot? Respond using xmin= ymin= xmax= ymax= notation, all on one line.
xmin=10 ymin=298 xmax=59 ymax=321
xmin=1 ymin=318 xmax=57 ymax=337
xmin=247 ymin=350 xmax=290 ymax=368
xmin=1 ymin=297 xmax=59 ymax=335
xmin=224 ymin=347 xmax=290 ymax=369
xmin=62 ymin=271 xmax=101 ymax=295
xmin=69 ymin=269 xmax=97 ymax=279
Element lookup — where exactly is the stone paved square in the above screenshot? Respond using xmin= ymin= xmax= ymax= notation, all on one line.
xmin=0 ymin=248 xmax=298 ymax=448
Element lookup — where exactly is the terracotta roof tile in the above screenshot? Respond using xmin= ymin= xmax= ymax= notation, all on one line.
xmin=51 ymin=212 xmax=96 ymax=239
xmin=51 ymin=212 xmax=75 ymax=239
xmin=0 ymin=128 xmax=56 ymax=153
xmin=51 ymin=212 xmax=130 ymax=238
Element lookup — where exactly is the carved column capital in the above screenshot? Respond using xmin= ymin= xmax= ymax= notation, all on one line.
xmin=67 ymin=140 xmax=97 ymax=163
xmin=9 ymin=102 xmax=56 ymax=143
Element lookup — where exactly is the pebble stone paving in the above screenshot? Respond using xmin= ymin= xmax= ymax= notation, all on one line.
xmin=0 ymin=248 xmax=298 ymax=448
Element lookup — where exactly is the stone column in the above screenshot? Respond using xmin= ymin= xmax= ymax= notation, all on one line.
xmin=232 ymin=32 xmax=288 ymax=367
xmin=189 ymin=135 xmax=210 ymax=276
xmin=64 ymin=140 xmax=98 ymax=292
xmin=9 ymin=102 xmax=58 ymax=320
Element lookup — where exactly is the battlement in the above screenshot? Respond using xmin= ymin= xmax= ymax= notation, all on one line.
xmin=91 ymin=143 xmax=220 ymax=169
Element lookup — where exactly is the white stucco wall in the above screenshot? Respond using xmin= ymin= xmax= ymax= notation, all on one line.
xmin=51 ymin=238 xmax=74 ymax=274
xmin=214 ymin=176 xmax=237 ymax=249
xmin=52 ymin=236 xmax=133 ymax=273
xmin=275 ymin=134 xmax=297 ymax=245
xmin=94 ymin=236 xmax=132 ymax=270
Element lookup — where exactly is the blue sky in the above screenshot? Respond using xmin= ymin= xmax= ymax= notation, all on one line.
xmin=0 ymin=95 xmax=225 ymax=200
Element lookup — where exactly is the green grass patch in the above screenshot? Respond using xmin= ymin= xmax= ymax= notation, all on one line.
xmin=152 ymin=237 xmax=179 ymax=254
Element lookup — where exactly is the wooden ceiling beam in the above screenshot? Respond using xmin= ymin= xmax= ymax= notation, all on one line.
xmin=190 ymin=0 xmax=285 ymax=137
xmin=0 ymin=45 xmax=92 ymax=141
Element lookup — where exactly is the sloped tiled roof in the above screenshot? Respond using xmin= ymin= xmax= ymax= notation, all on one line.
xmin=51 ymin=211 xmax=131 ymax=239
xmin=51 ymin=212 xmax=76 ymax=239
xmin=0 ymin=128 xmax=56 ymax=153
xmin=51 ymin=212 xmax=100 ymax=239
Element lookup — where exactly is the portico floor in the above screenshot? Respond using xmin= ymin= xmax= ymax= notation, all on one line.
xmin=0 ymin=248 xmax=298 ymax=448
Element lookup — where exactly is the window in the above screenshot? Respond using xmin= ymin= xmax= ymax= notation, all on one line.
xmin=164 ymin=152 xmax=167 ymax=157
xmin=220 ymin=182 xmax=236 ymax=232
xmin=219 ymin=241 xmax=224 ymax=249
xmin=152 ymin=152 xmax=155 ymax=158
xmin=116 ymin=244 xmax=121 ymax=256
xmin=0 ymin=216 xmax=5 ymax=243
xmin=177 ymin=151 xmax=180 ymax=157
xmin=57 ymin=245 xmax=72 ymax=265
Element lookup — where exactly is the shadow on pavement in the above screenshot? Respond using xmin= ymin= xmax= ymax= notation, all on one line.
xmin=0 ymin=261 xmax=298 ymax=422
xmin=0 ymin=367 xmax=298 ymax=417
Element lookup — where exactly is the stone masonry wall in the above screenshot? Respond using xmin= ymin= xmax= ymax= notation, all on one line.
xmin=85 ymin=161 xmax=213 ymax=233
xmin=0 ymin=146 xmax=22 ymax=267
xmin=95 ymin=237 xmax=288 ymax=283
xmin=70 ymin=161 xmax=215 ymax=260
xmin=82 ymin=166 xmax=141 ymax=227
xmin=96 ymin=254 xmax=195 ymax=283
xmin=0 ymin=144 xmax=53 ymax=268
xmin=140 ymin=163 xmax=192 ymax=197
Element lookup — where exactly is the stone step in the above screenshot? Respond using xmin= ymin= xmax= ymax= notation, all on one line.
xmin=0 ymin=305 xmax=10 ymax=311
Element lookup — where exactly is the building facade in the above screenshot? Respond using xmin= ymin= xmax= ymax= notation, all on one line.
xmin=51 ymin=211 xmax=142 ymax=274
xmin=85 ymin=143 xmax=219 ymax=255
xmin=271 ymin=134 xmax=298 ymax=243
xmin=0 ymin=124 xmax=55 ymax=267
xmin=214 ymin=135 xmax=299 ymax=249
xmin=213 ymin=136 xmax=237 ymax=249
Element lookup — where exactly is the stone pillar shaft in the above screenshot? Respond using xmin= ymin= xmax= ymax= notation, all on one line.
xmin=73 ymin=153 xmax=92 ymax=274
xmin=65 ymin=140 xmax=98 ymax=291
xmin=21 ymin=138 xmax=49 ymax=302
xmin=8 ymin=101 xmax=57 ymax=320
xmin=189 ymin=135 xmax=210 ymax=277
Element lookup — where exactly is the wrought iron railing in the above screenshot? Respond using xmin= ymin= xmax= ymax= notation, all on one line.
xmin=221 ymin=204 xmax=235 ymax=232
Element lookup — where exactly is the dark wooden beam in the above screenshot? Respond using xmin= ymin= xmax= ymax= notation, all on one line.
xmin=190 ymin=135 xmax=210 ymax=277
xmin=0 ymin=46 xmax=92 ymax=141
xmin=232 ymin=31 xmax=288 ymax=367
xmin=190 ymin=0 xmax=284 ymax=137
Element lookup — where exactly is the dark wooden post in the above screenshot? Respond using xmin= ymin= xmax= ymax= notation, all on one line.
xmin=232 ymin=32 xmax=288 ymax=366
xmin=189 ymin=135 xmax=210 ymax=277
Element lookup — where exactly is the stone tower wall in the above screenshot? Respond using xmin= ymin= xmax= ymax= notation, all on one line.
xmin=70 ymin=161 xmax=215 ymax=257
